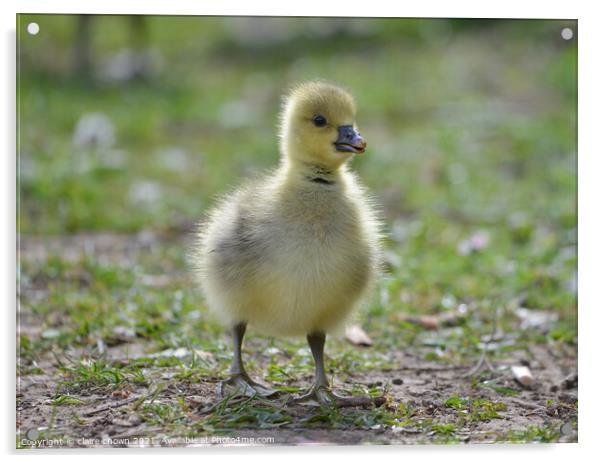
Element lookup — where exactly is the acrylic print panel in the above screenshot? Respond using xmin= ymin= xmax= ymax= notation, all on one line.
xmin=17 ymin=15 xmax=577 ymax=448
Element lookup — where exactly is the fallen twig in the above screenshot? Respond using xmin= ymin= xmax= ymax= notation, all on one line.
xmin=387 ymin=365 xmax=462 ymax=372
xmin=506 ymin=397 xmax=547 ymax=411
xmin=463 ymin=305 xmax=500 ymax=378
xmin=83 ymin=396 xmax=140 ymax=417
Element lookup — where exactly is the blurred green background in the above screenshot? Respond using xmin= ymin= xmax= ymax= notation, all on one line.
xmin=17 ymin=15 xmax=576 ymax=330
xmin=18 ymin=16 xmax=576 ymax=233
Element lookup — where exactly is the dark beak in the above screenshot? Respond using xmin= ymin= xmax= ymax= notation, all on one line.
xmin=334 ymin=125 xmax=367 ymax=154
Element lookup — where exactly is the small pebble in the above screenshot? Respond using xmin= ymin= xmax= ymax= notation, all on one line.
xmin=560 ymin=373 xmax=578 ymax=390
xmin=511 ymin=365 xmax=535 ymax=386
xmin=560 ymin=422 xmax=573 ymax=436
xmin=558 ymin=392 xmax=577 ymax=404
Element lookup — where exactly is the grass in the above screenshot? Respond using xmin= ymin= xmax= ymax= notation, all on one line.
xmin=17 ymin=16 xmax=577 ymax=445
xmin=502 ymin=424 xmax=563 ymax=444
xmin=59 ymin=359 xmax=150 ymax=389
xmin=444 ymin=395 xmax=508 ymax=422
xmin=52 ymin=395 xmax=87 ymax=406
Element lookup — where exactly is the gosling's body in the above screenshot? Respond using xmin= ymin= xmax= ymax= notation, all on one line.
xmin=198 ymin=163 xmax=380 ymax=337
xmin=193 ymin=81 xmax=383 ymax=406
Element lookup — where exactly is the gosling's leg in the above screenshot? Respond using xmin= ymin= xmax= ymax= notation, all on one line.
xmin=217 ymin=322 xmax=277 ymax=398
xmin=295 ymin=331 xmax=385 ymax=408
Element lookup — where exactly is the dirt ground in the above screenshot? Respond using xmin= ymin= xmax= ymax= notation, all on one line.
xmin=16 ymin=233 xmax=578 ymax=447
xmin=17 ymin=345 xmax=578 ymax=447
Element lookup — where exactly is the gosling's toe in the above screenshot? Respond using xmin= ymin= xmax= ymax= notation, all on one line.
xmin=294 ymin=384 xmax=386 ymax=408
xmin=217 ymin=373 xmax=279 ymax=399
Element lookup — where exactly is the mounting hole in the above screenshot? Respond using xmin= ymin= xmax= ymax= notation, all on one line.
xmin=561 ymin=27 xmax=573 ymax=40
xmin=27 ymin=22 xmax=39 ymax=35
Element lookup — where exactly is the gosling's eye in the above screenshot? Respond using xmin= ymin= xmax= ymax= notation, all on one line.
xmin=312 ymin=115 xmax=327 ymax=127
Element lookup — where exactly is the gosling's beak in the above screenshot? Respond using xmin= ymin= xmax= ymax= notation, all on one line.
xmin=334 ymin=125 xmax=367 ymax=154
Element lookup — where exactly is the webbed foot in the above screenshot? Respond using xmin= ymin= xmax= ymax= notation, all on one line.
xmin=217 ymin=373 xmax=278 ymax=399
xmin=294 ymin=384 xmax=385 ymax=408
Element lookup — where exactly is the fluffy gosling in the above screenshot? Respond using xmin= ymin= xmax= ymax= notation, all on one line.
xmin=194 ymin=81 xmax=383 ymax=407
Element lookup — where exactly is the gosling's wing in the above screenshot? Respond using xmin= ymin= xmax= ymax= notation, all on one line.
xmin=194 ymin=170 xmax=278 ymax=281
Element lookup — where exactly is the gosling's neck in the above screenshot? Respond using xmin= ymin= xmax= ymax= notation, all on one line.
xmin=281 ymin=158 xmax=344 ymax=186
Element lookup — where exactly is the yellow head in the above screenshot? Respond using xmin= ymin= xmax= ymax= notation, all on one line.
xmin=279 ymin=81 xmax=367 ymax=171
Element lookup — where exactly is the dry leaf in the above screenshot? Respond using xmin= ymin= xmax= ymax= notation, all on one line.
xmin=345 ymin=324 xmax=373 ymax=346
xmin=112 ymin=389 xmax=131 ymax=399
xmin=396 ymin=310 xmax=467 ymax=330
xmin=396 ymin=314 xmax=439 ymax=330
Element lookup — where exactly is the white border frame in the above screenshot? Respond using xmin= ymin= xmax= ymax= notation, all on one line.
xmin=4 ymin=1 xmax=599 ymax=461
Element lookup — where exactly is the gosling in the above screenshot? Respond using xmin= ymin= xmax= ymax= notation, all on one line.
xmin=194 ymin=81 xmax=383 ymax=407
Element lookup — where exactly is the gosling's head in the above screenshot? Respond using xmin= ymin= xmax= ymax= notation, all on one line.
xmin=279 ymin=81 xmax=367 ymax=170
